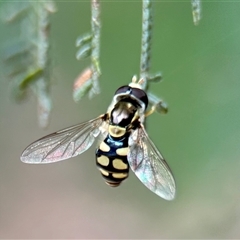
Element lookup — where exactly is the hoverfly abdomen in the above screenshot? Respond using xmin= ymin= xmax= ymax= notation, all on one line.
xmin=96 ymin=132 xmax=130 ymax=187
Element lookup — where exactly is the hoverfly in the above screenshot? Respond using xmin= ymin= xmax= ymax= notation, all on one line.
xmin=21 ymin=77 xmax=176 ymax=200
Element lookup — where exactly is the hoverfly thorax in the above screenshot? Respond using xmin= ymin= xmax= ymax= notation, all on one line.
xmin=110 ymin=101 xmax=136 ymax=126
xmin=108 ymin=101 xmax=137 ymax=139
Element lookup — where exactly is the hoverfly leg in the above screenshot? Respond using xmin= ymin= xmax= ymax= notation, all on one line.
xmin=145 ymin=99 xmax=168 ymax=117
xmin=145 ymin=105 xmax=156 ymax=117
xmin=147 ymin=92 xmax=168 ymax=115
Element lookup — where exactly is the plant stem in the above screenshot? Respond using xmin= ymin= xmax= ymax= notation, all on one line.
xmin=140 ymin=0 xmax=153 ymax=90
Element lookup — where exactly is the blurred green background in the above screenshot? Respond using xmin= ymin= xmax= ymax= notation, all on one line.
xmin=1 ymin=1 xmax=240 ymax=238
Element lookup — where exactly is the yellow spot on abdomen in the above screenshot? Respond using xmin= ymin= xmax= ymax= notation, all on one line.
xmin=112 ymin=172 xmax=128 ymax=179
xmin=97 ymin=155 xmax=109 ymax=166
xmin=109 ymin=125 xmax=126 ymax=138
xmin=100 ymin=168 xmax=109 ymax=176
xmin=99 ymin=141 xmax=110 ymax=152
xmin=116 ymin=147 xmax=129 ymax=156
xmin=112 ymin=159 xmax=128 ymax=170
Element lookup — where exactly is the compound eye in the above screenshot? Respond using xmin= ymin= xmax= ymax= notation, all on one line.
xmin=114 ymin=85 xmax=132 ymax=95
xmin=132 ymin=88 xmax=148 ymax=108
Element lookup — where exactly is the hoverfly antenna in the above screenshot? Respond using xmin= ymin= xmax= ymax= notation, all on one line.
xmin=129 ymin=76 xmax=145 ymax=89
xmin=138 ymin=78 xmax=144 ymax=85
xmin=132 ymin=75 xmax=138 ymax=83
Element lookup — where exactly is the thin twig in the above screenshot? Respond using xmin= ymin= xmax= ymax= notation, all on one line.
xmin=139 ymin=0 xmax=167 ymax=114
xmin=73 ymin=0 xmax=101 ymax=101
xmin=140 ymin=0 xmax=153 ymax=90
xmin=34 ymin=2 xmax=52 ymax=128
xmin=89 ymin=0 xmax=101 ymax=98
xmin=191 ymin=0 xmax=201 ymax=26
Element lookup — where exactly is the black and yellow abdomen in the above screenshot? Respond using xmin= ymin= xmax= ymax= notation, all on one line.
xmin=96 ymin=129 xmax=130 ymax=187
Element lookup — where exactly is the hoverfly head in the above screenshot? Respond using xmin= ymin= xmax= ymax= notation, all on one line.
xmin=113 ymin=78 xmax=148 ymax=112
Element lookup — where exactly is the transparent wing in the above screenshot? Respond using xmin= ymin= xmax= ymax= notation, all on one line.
xmin=21 ymin=115 xmax=106 ymax=164
xmin=128 ymin=124 xmax=176 ymax=200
